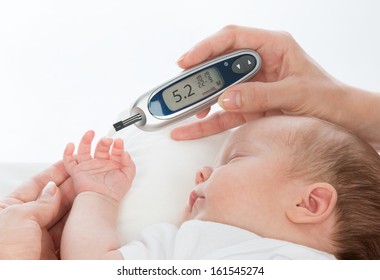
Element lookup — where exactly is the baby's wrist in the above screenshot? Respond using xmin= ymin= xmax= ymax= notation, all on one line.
xmin=74 ymin=186 xmax=126 ymax=204
xmin=75 ymin=191 xmax=121 ymax=209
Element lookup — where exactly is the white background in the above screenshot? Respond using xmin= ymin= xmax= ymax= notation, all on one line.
xmin=1 ymin=0 xmax=380 ymax=163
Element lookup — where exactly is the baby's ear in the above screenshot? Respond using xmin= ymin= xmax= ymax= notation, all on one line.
xmin=286 ymin=183 xmax=337 ymax=224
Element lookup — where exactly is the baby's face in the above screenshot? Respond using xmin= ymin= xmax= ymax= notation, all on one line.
xmin=183 ymin=116 xmax=309 ymax=235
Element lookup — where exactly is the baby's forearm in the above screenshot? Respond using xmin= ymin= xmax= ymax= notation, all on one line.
xmin=61 ymin=192 xmax=123 ymax=260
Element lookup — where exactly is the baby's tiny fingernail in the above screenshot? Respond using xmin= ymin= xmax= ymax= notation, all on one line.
xmin=102 ymin=137 xmax=112 ymax=143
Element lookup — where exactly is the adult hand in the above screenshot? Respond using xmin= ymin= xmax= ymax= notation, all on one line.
xmin=0 ymin=161 xmax=75 ymax=259
xmin=171 ymin=25 xmax=380 ymax=148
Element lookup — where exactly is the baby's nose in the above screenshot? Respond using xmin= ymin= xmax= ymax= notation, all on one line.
xmin=195 ymin=166 xmax=213 ymax=185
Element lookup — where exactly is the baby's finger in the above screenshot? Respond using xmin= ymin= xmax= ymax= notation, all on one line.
xmin=63 ymin=143 xmax=77 ymax=172
xmin=77 ymin=130 xmax=95 ymax=162
xmin=110 ymin=138 xmax=125 ymax=162
xmin=121 ymin=152 xmax=136 ymax=181
xmin=94 ymin=137 xmax=113 ymax=160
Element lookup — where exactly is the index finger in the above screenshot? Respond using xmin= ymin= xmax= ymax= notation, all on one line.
xmin=177 ymin=25 xmax=271 ymax=69
xmin=171 ymin=110 xmax=263 ymax=140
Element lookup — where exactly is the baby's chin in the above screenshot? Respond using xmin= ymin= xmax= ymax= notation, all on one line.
xmin=181 ymin=205 xmax=205 ymax=224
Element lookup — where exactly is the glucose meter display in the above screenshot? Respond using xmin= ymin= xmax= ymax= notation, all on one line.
xmin=162 ymin=67 xmax=224 ymax=111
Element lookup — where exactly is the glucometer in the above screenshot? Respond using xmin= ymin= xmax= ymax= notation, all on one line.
xmin=113 ymin=49 xmax=261 ymax=132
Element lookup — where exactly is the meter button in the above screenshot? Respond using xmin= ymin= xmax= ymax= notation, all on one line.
xmin=241 ymin=55 xmax=257 ymax=72
xmin=231 ymin=58 xmax=247 ymax=74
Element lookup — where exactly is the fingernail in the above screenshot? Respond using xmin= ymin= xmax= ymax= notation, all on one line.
xmin=42 ymin=181 xmax=57 ymax=197
xmin=220 ymin=91 xmax=241 ymax=109
xmin=177 ymin=49 xmax=191 ymax=64
xmin=177 ymin=53 xmax=187 ymax=64
xmin=102 ymin=137 xmax=112 ymax=144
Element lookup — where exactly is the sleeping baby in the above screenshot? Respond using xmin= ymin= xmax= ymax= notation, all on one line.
xmin=60 ymin=115 xmax=380 ymax=259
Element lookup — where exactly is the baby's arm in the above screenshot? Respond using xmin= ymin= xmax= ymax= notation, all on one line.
xmin=60 ymin=131 xmax=135 ymax=259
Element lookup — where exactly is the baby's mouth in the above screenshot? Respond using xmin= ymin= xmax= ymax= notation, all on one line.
xmin=189 ymin=190 xmax=204 ymax=211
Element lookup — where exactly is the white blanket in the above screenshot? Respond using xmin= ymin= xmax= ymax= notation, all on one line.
xmin=119 ymin=220 xmax=336 ymax=259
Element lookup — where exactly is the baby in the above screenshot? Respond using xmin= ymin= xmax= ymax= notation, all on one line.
xmin=60 ymin=116 xmax=380 ymax=259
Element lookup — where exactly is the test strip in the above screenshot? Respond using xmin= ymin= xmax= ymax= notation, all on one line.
xmin=113 ymin=113 xmax=143 ymax=131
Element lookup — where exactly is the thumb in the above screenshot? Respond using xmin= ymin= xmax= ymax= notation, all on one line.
xmin=218 ymin=80 xmax=296 ymax=113
xmin=23 ymin=181 xmax=61 ymax=228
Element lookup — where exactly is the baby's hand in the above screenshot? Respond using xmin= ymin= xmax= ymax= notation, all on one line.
xmin=63 ymin=131 xmax=136 ymax=202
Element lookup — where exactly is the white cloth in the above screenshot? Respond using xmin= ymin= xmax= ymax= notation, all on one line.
xmin=118 ymin=220 xmax=336 ymax=260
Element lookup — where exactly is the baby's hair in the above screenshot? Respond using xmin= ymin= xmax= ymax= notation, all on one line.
xmin=286 ymin=118 xmax=380 ymax=259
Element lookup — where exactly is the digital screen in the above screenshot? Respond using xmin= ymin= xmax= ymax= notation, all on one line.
xmin=162 ymin=67 xmax=224 ymax=111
